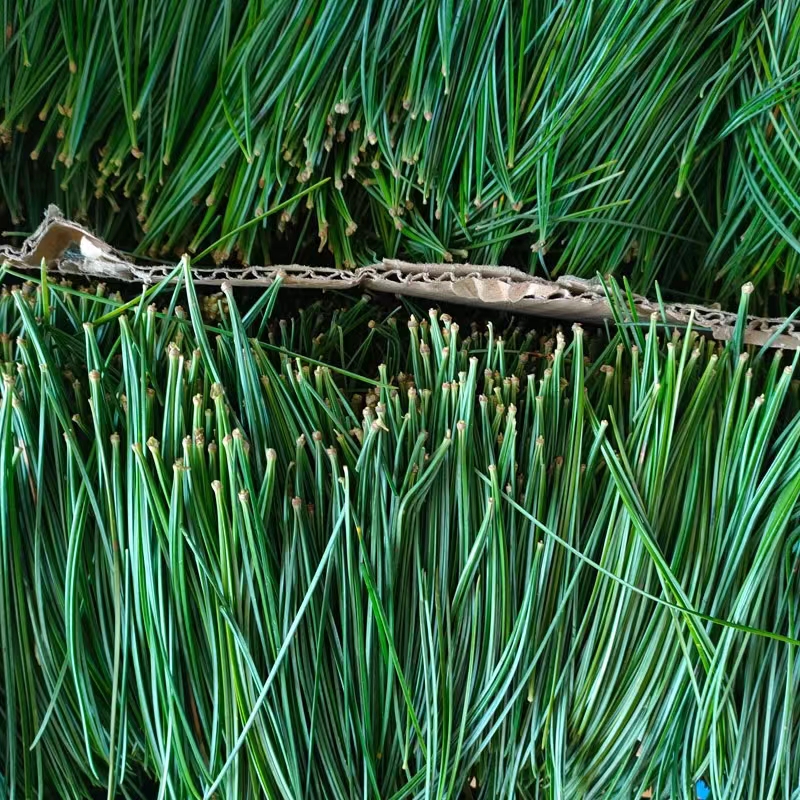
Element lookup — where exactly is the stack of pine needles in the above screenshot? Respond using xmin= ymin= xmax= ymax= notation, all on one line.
xmin=0 ymin=261 xmax=798 ymax=798
xmin=2 ymin=0 xmax=800 ymax=303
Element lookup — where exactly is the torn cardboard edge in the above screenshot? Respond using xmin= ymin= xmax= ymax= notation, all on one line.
xmin=2 ymin=205 xmax=798 ymax=350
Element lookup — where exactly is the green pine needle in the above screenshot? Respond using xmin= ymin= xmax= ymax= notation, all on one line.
xmin=1 ymin=1 xmax=799 ymax=303
xmin=0 ymin=272 xmax=798 ymax=798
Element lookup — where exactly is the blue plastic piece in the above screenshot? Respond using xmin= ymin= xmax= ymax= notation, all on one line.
xmin=696 ymin=779 xmax=711 ymax=799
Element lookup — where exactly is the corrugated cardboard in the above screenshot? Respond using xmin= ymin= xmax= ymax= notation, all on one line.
xmin=2 ymin=205 xmax=798 ymax=349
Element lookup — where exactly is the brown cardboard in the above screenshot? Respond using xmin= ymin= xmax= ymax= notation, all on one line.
xmin=2 ymin=206 xmax=798 ymax=350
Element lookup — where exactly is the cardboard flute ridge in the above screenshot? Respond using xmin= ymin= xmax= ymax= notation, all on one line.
xmin=2 ymin=205 xmax=798 ymax=350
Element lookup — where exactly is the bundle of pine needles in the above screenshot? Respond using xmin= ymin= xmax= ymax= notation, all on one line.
xmin=2 ymin=1 xmax=800 ymax=303
xmin=0 ymin=261 xmax=798 ymax=799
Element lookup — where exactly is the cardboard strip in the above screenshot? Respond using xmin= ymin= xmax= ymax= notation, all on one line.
xmin=2 ymin=206 xmax=798 ymax=350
